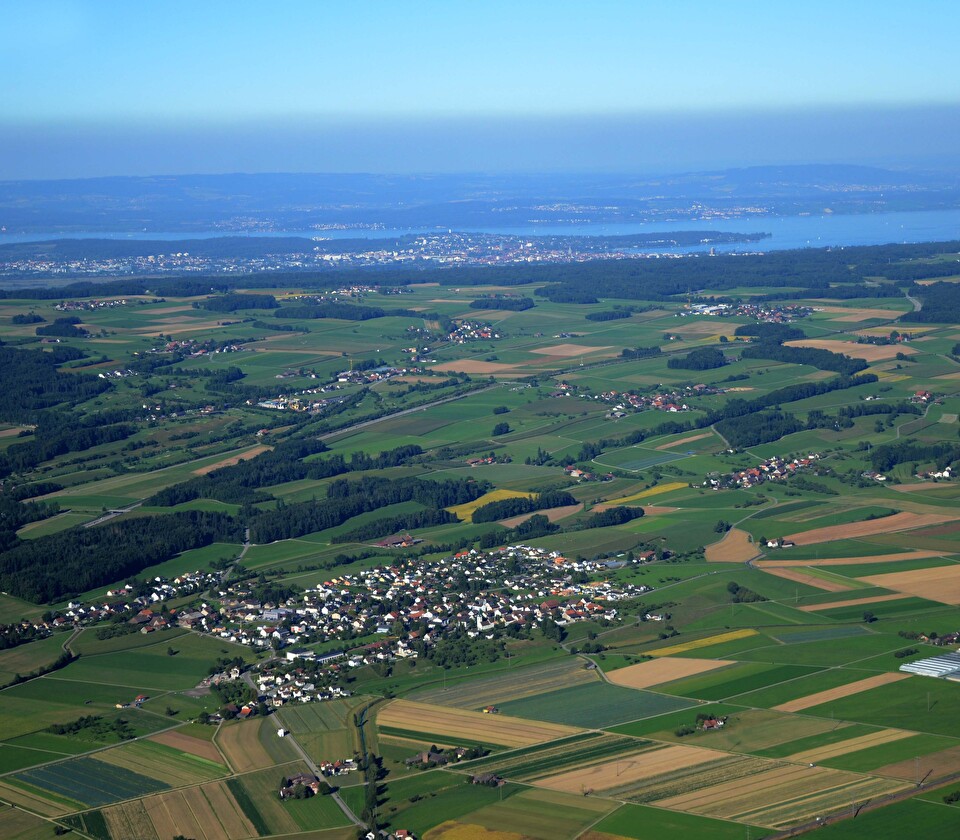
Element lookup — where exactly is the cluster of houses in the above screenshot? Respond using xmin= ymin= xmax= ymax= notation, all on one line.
xmin=142 ymin=338 xmax=247 ymax=357
xmin=447 ymin=320 xmax=501 ymax=343
xmin=678 ymin=302 xmax=811 ymax=323
xmin=55 ymin=298 xmax=144 ymax=311
xmin=590 ymin=383 xmax=722 ymax=416
xmin=45 ymin=571 xmax=222 ymax=632
xmin=704 ymin=453 xmax=822 ymax=490
xmin=335 ymin=365 xmax=408 ymax=385
xmin=562 ymin=465 xmax=613 ymax=482
xmin=404 ymin=746 xmax=485 ymax=768
xmin=195 ymin=545 xmax=652 ymax=701
xmin=917 ymin=466 xmax=953 ymax=480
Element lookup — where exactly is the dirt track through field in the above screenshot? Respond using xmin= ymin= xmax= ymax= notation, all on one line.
xmin=529 ymin=343 xmax=614 ymax=357
xmin=774 ymin=673 xmax=909 ymax=712
xmin=655 ymin=432 xmax=712 ymax=450
xmin=860 ymin=563 xmax=960 ymax=605
xmin=536 ymin=744 xmax=722 ymax=793
xmin=705 ymin=528 xmax=759 ymax=562
xmin=499 ymin=503 xmax=583 ymax=528
xmin=606 ymin=657 xmax=736 ymax=689
xmin=149 ymin=729 xmax=224 ymax=764
xmin=432 ymin=360 xmax=523 ymax=374
xmin=787 ymin=728 xmax=913 ymax=764
xmin=761 ymin=567 xmax=857 ymax=592
xmin=784 ymin=512 xmax=955 ymax=545
xmin=816 ymin=306 xmax=905 ymax=321
xmin=784 ymin=338 xmax=916 ymax=361
xmin=756 ymin=550 xmax=943 ymax=567
xmin=193 ymin=445 xmax=271 ymax=475
xmin=797 ymin=593 xmax=910 ymax=612
xmin=875 ymin=744 xmax=960 ymax=781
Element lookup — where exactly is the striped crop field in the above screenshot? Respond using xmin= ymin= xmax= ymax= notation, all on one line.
xmin=447 ymin=490 xmax=531 ymax=522
xmin=648 ymin=629 xmax=759 ymax=657
xmin=377 ymin=699 xmax=581 ymax=748
xmin=606 ymin=482 xmax=689 ymax=505
xmin=459 ymin=733 xmax=649 ymax=782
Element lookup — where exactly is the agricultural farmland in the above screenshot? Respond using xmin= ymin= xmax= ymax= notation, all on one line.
xmin=1 ymin=238 xmax=960 ymax=837
xmin=376 ymin=700 xmax=582 ymax=747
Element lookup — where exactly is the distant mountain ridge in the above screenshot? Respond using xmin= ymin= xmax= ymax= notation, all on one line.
xmin=1 ymin=165 xmax=959 ymax=233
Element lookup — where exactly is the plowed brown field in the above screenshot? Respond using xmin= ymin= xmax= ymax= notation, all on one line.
xmin=149 ymin=730 xmax=223 ymax=764
xmin=705 ymin=528 xmax=759 ymax=562
xmin=860 ymin=563 xmax=960 ymax=605
xmin=784 ymin=512 xmax=954 ymax=545
xmin=757 ymin=550 xmax=942 ymax=567
xmin=762 ymin=567 xmax=855 ymax=592
xmin=798 ymin=593 xmax=910 ymax=612
xmin=774 ymin=673 xmax=909 ymax=712
xmin=536 ymin=744 xmax=723 ymax=793
xmin=193 ymin=446 xmax=271 ymax=475
xmin=607 ymin=657 xmax=736 ymax=689
xmin=377 ymin=700 xmax=581 ymax=747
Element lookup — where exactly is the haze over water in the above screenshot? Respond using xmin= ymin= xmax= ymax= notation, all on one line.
xmin=3 ymin=208 xmax=960 ymax=255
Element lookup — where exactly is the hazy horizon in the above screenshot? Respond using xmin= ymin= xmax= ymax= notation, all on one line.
xmin=3 ymin=1 xmax=959 ymax=180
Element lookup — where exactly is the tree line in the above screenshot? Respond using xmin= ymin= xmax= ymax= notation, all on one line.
xmin=0 ymin=511 xmax=242 ymax=603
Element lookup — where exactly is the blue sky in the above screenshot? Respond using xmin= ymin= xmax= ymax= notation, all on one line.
xmin=2 ymin=0 xmax=959 ymax=177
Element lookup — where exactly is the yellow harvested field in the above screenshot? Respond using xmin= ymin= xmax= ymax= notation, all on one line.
xmin=891 ymin=480 xmax=960 ymax=493
xmin=785 ymin=338 xmax=916 ymax=361
xmin=425 ymin=822 xmax=526 ymax=840
xmin=537 ymin=744 xmax=723 ymax=794
xmin=608 ymin=482 xmax=689 ymax=504
xmin=655 ymin=762 xmax=908 ymax=828
xmin=606 ymin=657 xmax=736 ymax=689
xmin=193 ymin=445 xmax=271 ymax=475
xmin=215 ymin=718 xmax=275 ymax=774
xmin=705 ymin=528 xmax=759 ymax=563
xmin=860 ymin=563 xmax=960 ymax=605
xmin=499 ymin=503 xmax=582 ymax=528
xmin=818 ymin=306 xmax=905 ymax=321
xmin=447 ymin=489 xmax=531 ymax=522
xmin=0 ymin=427 xmax=30 ymax=438
xmin=530 ymin=344 xmax=615 ymax=357
xmin=149 ymin=729 xmax=224 ymax=764
xmin=875 ymin=745 xmax=960 ymax=781
xmin=797 ymin=593 xmax=910 ymax=612
xmin=787 ymin=729 xmax=914 ymax=764
xmin=774 ymin=673 xmax=910 ymax=712
xmin=103 ymin=802 xmax=159 ymax=840
xmin=432 ymin=360 xmax=522 ymax=374
xmin=649 ymin=629 xmax=758 ymax=657
xmin=856 ymin=325 xmax=938 ymax=336
xmin=654 ymin=432 xmax=712 ymax=450
xmin=757 ymin=550 xmax=942 ymax=567
xmin=377 ymin=699 xmax=581 ymax=747
xmin=784 ymin=512 xmax=955 ymax=545
xmin=200 ymin=782 xmax=258 ymax=840
xmin=762 ymin=566 xmax=856 ymax=592
xmin=0 ymin=781 xmax=72 ymax=816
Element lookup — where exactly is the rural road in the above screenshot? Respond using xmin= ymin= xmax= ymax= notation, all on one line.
xmin=273 ymin=704 xmax=367 ymax=829
xmin=83 ymin=501 xmax=142 ymax=527
xmin=317 ymin=382 xmax=499 ymax=441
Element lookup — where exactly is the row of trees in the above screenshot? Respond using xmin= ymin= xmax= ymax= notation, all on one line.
xmin=248 ymin=475 xmax=485 ymax=544
xmin=0 ymin=511 xmax=242 ymax=603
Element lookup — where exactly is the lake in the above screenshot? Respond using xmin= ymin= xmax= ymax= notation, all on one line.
xmin=2 ymin=208 xmax=960 ymax=253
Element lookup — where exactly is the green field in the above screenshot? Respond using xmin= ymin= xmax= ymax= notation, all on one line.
xmin=0 ymin=249 xmax=959 ymax=835
xmin=498 ymin=681 xmax=697 ymax=728
xmin=13 ymin=756 xmax=168 ymax=807
xmin=594 ymin=802 xmax=769 ymax=839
